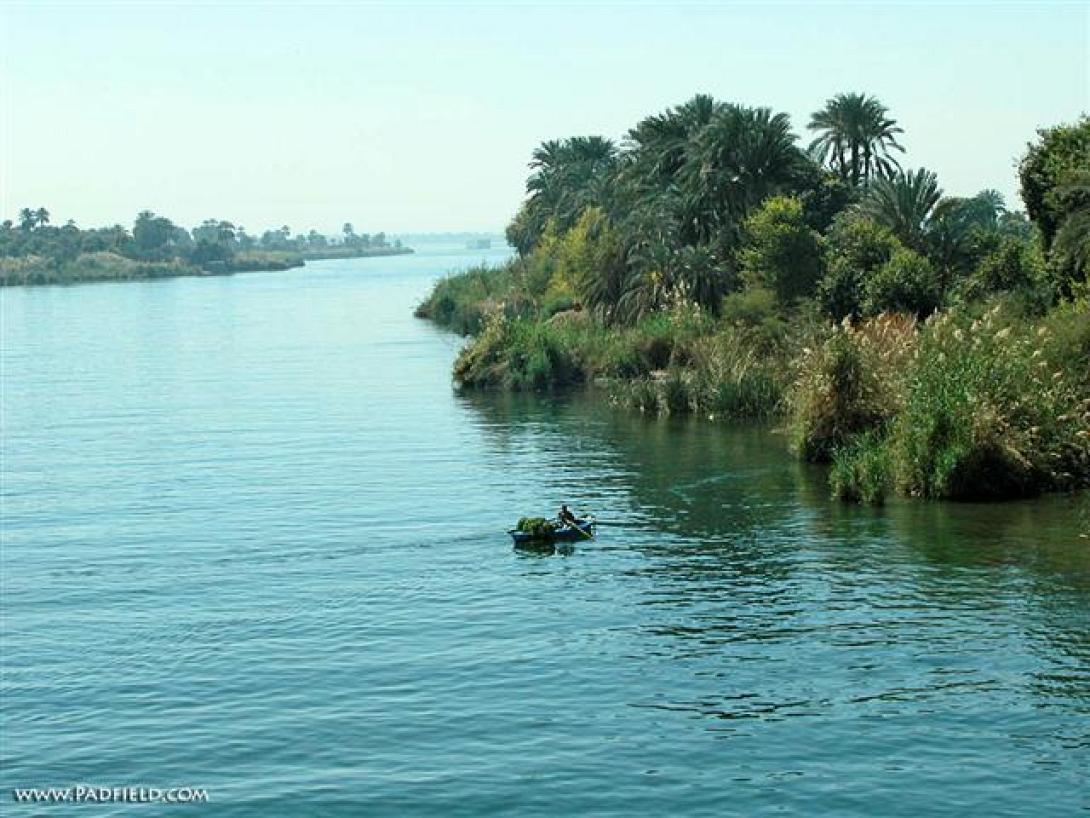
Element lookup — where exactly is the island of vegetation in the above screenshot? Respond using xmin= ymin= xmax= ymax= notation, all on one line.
xmin=416 ymin=94 xmax=1090 ymax=505
xmin=0 ymin=211 xmax=412 ymax=286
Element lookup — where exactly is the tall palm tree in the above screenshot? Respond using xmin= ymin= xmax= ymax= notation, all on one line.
xmin=18 ymin=208 xmax=36 ymax=230
xmin=808 ymin=93 xmax=904 ymax=186
xmin=624 ymin=94 xmax=723 ymax=181
xmin=517 ymin=135 xmax=618 ymax=252
xmin=681 ymin=104 xmax=807 ymax=245
xmin=859 ymin=168 xmax=942 ymax=250
xmin=34 ymin=207 xmax=50 ymax=228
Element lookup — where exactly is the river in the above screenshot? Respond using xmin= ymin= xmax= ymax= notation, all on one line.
xmin=2 ymin=246 xmax=1088 ymax=816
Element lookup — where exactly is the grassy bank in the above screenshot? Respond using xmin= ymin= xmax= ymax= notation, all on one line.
xmin=302 ymin=246 xmax=414 ymax=261
xmin=0 ymin=250 xmax=308 ymax=286
xmin=419 ymin=259 xmax=1088 ymax=503
xmin=0 ymin=252 xmax=199 ymax=286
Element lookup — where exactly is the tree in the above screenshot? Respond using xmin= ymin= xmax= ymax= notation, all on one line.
xmin=133 ymin=210 xmax=180 ymax=258
xmin=680 ymin=104 xmax=809 ymax=247
xmin=962 ymin=235 xmax=1046 ymax=301
xmin=18 ymin=208 xmax=36 ymax=231
xmin=926 ymin=190 xmax=1006 ymax=295
xmin=820 ymin=214 xmax=903 ymax=319
xmin=808 ymin=93 xmax=905 ymax=186
xmin=858 ymin=168 xmax=942 ymax=251
xmin=1050 ymin=168 xmax=1090 ymax=283
xmin=508 ymin=135 xmax=619 ymax=254
xmin=862 ymin=247 xmax=940 ymax=317
xmin=34 ymin=207 xmax=50 ymax=229
xmin=1018 ymin=116 xmax=1090 ymax=251
xmin=739 ymin=196 xmax=824 ymax=305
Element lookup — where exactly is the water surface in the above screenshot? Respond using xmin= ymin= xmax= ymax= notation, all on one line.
xmin=2 ymin=247 xmax=1088 ymax=816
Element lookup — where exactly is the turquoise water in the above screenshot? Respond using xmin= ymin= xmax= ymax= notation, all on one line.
xmin=2 ymin=247 xmax=1088 ymax=816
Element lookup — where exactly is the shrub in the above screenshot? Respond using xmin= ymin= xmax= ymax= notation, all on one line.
xmin=960 ymin=235 xmax=1049 ymax=305
xmin=738 ymin=196 xmax=825 ymax=305
xmin=415 ymin=263 xmax=516 ymax=335
xmin=719 ymin=287 xmax=788 ymax=342
xmin=862 ymin=247 xmax=940 ymax=318
xmin=820 ymin=215 xmax=903 ymax=319
xmin=789 ymin=313 xmax=916 ymax=461
xmin=831 ymin=431 xmax=893 ymax=504
xmin=891 ymin=305 xmax=1090 ymax=500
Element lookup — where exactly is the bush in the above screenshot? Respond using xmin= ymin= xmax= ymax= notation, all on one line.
xmin=415 ymin=263 xmax=517 ymax=335
xmin=820 ymin=215 xmax=903 ymax=319
xmin=891 ymin=305 xmax=1090 ymax=500
xmin=960 ymin=235 xmax=1049 ymax=305
xmin=831 ymin=431 xmax=893 ymax=504
xmin=862 ymin=247 xmax=940 ymax=318
xmin=789 ymin=313 xmax=916 ymax=461
xmin=739 ymin=196 xmax=825 ymax=305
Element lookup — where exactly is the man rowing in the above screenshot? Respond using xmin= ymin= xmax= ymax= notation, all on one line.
xmin=558 ymin=504 xmax=580 ymax=527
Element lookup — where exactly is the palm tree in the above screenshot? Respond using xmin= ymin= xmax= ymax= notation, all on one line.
xmin=681 ymin=104 xmax=807 ymax=245
xmin=624 ymin=94 xmax=723 ymax=181
xmin=859 ymin=168 xmax=942 ymax=250
xmin=516 ymin=135 xmax=618 ymax=253
xmin=928 ymin=191 xmax=1004 ymax=294
xmin=18 ymin=208 xmax=36 ymax=231
xmin=808 ymin=93 xmax=904 ymax=186
xmin=34 ymin=207 xmax=50 ymax=228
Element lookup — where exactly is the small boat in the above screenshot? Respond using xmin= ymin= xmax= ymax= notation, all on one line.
xmin=509 ymin=518 xmax=594 ymax=546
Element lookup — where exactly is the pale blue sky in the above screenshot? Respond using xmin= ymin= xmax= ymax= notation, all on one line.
xmin=2 ymin=1 xmax=1087 ymax=234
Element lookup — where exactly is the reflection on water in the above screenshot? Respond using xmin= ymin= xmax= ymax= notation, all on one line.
xmin=3 ymin=254 xmax=1088 ymax=817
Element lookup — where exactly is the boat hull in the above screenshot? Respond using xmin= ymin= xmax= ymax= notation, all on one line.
xmin=508 ymin=519 xmax=593 ymax=546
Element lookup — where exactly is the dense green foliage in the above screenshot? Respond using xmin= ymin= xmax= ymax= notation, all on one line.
xmin=420 ymin=96 xmax=1088 ymax=503
xmin=815 ymin=304 xmax=1090 ymax=502
xmin=515 ymin=517 xmax=558 ymax=537
xmin=1 ymin=209 xmax=410 ymax=286
xmin=1017 ymin=117 xmax=1090 ymax=292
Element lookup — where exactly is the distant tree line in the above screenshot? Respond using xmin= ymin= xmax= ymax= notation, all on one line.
xmin=1 ymin=210 xmax=410 ymax=285
xmin=3 ymin=210 xmax=402 ymax=265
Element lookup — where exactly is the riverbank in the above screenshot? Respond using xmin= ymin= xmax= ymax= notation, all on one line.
xmin=0 ymin=246 xmax=413 ymax=287
xmin=416 ymin=101 xmax=1090 ymax=504
xmin=417 ymin=262 xmax=1089 ymax=504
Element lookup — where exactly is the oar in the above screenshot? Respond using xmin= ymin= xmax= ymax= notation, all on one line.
xmin=566 ymin=514 xmax=595 ymax=540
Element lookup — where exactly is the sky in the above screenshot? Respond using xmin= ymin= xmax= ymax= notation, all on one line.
xmin=1 ymin=1 xmax=1087 ymax=235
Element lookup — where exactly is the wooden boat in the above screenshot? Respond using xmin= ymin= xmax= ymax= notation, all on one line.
xmin=508 ymin=518 xmax=594 ymax=546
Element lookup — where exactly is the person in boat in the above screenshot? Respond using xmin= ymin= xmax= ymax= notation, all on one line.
xmin=558 ymin=504 xmax=580 ymax=528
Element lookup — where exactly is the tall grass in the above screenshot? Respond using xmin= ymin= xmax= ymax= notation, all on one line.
xmin=808 ymin=302 xmax=1090 ymax=502
xmin=891 ymin=304 xmax=1090 ymax=500
xmin=615 ymin=325 xmax=788 ymax=419
xmin=789 ymin=313 xmax=916 ymax=461
xmin=414 ymin=264 xmax=518 ymax=335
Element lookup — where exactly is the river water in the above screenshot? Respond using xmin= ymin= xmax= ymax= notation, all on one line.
xmin=2 ymin=246 xmax=1088 ymax=816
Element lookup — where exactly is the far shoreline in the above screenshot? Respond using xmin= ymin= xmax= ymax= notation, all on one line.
xmin=0 ymin=246 xmax=415 ymax=289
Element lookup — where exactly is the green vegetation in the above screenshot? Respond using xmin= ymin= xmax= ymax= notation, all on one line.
xmin=418 ymin=93 xmax=1089 ymax=504
xmin=1 ymin=210 xmax=411 ymax=286
xmin=814 ymin=305 xmax=1090 ymax=502
xmin=515 ymin=517 xmax=558 ymax=538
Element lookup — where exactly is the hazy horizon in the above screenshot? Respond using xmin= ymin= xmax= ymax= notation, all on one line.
xmin=2 ymin=1 xmax=1087 ymax=235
